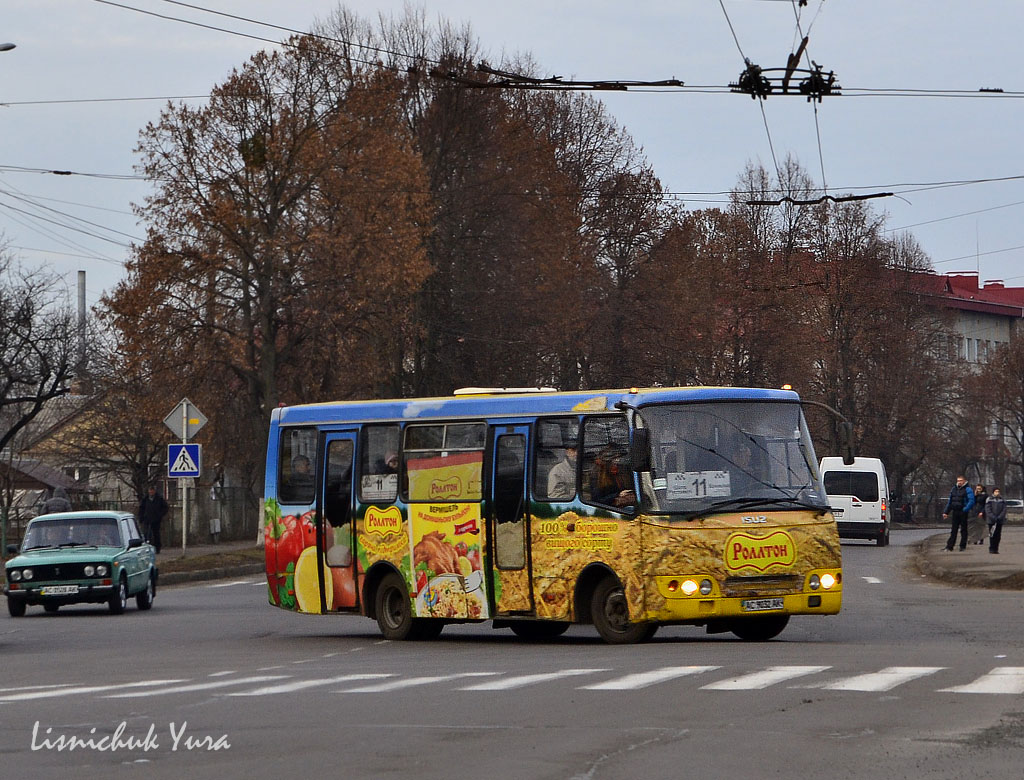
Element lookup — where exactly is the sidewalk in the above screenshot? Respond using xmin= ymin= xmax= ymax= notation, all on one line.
xmin=910 ymin=525 xmax=1024 ymax=590
xmin=155 ymin=538 xmax=264 ymax=586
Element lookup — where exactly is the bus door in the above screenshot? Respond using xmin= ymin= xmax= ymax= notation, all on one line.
xmin=490 ymin=424 xmax=534 ymax=614
xmin=318 ymin=430 xmax=358 ymax=612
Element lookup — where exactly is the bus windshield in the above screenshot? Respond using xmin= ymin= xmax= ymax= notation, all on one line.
xmin=637 ymin=401 xmax=828 ymax=515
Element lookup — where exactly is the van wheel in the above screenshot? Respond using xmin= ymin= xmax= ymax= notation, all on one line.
xmin=591 ymin=577 xmax=657 ymax=644
xmin=375 ymin=573 xmax=414 ymax=640
xmin=731 ymin=614 xmax=789 ymax=641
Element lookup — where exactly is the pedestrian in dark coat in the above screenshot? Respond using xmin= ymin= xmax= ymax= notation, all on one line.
xmin=942 ymin=475 xmax=975 ymax=551
xmin=41 ymin=487 xmax=72 ymax=514
xmin=985 ymin=488 xmax=1008 ymax=554
xmin=970 ymin=484 xmax=988 ymax=544
xmin=139 ymin=485 xmax=169 ymax=553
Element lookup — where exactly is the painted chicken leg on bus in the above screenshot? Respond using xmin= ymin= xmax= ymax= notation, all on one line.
xmin=262 ymin=386 xmax=844 ymax=643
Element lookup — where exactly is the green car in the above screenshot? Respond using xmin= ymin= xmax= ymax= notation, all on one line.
xmin=4 ymin=511 xmax=158 ymax=617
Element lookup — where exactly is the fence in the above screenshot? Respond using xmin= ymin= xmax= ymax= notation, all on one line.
xmin=82 ymin=486 xmax=260 ymax=546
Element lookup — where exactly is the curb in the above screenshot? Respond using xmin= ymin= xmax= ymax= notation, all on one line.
xmin=159 ymin=563 xmax=264 ymax=587
xmin=909 ymin=536 xmax=1024 ymax=590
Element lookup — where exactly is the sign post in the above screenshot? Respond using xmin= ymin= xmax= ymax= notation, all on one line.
xmin=164 ymin=398 xmax=207 ymax=553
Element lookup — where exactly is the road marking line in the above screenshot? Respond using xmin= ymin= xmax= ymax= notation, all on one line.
xmin=341 ymin=672 xmax=498 ymax=693
xmin=208 ymin=671 xmax=237 ymax=677
xmin=105 ymin=675 xmax=289 ymax=698
xmin=862 ymin=576 xmax=883 ymax=584
xmin=0 ymin=679 xmax=188 ymax=702
xmin=0 ymin=683 xmax=79 ymax=694
xmin=227 ymin=674 xmax=393 ymax=696
xmin=816 ymin=667 xmax=945 ymax=691
xmin=940 ymin=667 xmax=1024 ymax=694
xmin=581 ymin=666 xmax=721 ymax=690
xmin=702 ymin=666 xmax=831 ymax=690
xmin=208 ymin=580 xmax=257 ymax=588
xmin=460 ymin=669 xmax=608 ymax=691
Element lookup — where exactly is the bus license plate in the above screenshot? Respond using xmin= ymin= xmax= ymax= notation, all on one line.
xmin=831 ymin=508 xmax=844 ymax=516
xmin=42 ymin=585 xmax=79 ymax=595
xmin=742 ymin=597 xmax=783 ymax=612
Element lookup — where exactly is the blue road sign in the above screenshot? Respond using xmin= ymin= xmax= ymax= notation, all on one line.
xmin=168 ymin=443 xmax=201 ymax=478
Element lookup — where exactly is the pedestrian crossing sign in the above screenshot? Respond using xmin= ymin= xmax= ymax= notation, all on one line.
xmin=168 ymin=443 xmax=201 ymax=478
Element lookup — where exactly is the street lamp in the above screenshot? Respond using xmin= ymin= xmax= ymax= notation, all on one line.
xmin=0 ymin=43 xmax=15 ymax=52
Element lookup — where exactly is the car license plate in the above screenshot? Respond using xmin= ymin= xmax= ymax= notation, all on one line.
xmin=742 ymin=597 xmax=784 ymax=612
xmin=42 ymin=585 xmax=79 ymax=595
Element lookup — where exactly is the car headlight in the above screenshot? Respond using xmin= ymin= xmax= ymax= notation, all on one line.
xmin=8 ymin=569 xmax=21 ymax=582
xmin=96 ymin=565 xmax=108 ymax=577
xmin=22 ymin=568 xmax=33 ymax=580
xmin=84 ymin=565 xmax=95 ymax=577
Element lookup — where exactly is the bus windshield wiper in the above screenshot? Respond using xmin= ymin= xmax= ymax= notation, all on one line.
xmin=682 ymin=495 xmax=828 ymax=520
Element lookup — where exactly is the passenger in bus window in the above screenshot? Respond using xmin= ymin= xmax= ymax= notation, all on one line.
xmin=291 ymin=455 xmax=313 ymax=487
xmin=546 ymin=444 xmax=578 ymax=499
xmin=592 ymin=449 xmax=635 ymax=508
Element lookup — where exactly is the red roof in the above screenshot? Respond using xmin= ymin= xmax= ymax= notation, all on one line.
xmin=914 ymin=271 xmax=1024 ymax=317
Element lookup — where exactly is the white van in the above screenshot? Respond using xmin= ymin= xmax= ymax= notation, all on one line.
xmin=819 ymin=456 xmax=891 ymax=546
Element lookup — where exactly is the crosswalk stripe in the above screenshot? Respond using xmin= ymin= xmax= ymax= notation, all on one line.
xmin=460 ymin=669 xmax=608 ymax=691
xmin=341 ymin=672 xmax=499 ymax=693
xmin=701 ymin=666 xmax=831 ymax=690
xmin=816 ymin=666 xmax=946 ymax=691
xmin=105 ymin=675 xmax=289 ymax=698
xmin=939 ymin=667 xmax=1024 ymax=694
xmin=580 ymin=666 xmax=721 ymax=690
xmin=0 ymin=679 xmax=188 ymax=702
xmin=227 ymin=674 xmax=393 ymax=696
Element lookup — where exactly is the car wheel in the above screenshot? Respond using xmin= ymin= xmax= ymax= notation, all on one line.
xmin=44 ymin=604 xmax=60 ymax=614
xmin=375 ymin=573 xmax=414 ymax=640
xmin=730 ymin=614 xmax=790 ymax=641
xmin=7 ymin=598 xmax=26 ymax=618
xmin=109 ymin=576 xmax=128 ymax=615
xmin=136 ymin=574 xmax=155 ymax=610
xmin=591 ymin=576 xmax=657 ymax=644
xmin=509 ymin=620 xmax=571 ymax=640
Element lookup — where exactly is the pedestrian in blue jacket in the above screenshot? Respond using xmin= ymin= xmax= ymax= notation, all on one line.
xmin=943 ymin=475 xmax=975 ymax=551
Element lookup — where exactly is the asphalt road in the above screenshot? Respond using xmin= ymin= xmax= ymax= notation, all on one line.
xmin=3 ymin=529 xmax=1024 ymax=780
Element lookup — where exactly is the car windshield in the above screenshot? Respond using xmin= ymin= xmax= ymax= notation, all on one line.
xmin=636 ymin=401 xmax=828 ymax=516
xmin=22 ymin=518 xmax=121 ymax=550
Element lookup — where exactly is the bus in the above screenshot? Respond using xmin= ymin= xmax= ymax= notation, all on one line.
xmin=262 ymin=386 xmax=842 ymax=644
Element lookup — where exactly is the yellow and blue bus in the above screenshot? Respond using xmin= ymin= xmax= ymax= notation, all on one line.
xmin=263 ymin=386 xmax=842 ymax=643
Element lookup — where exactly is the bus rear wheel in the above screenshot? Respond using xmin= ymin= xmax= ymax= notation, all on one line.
xmin=375 ymin=573 xmax=415 ymax=640
xmin=591 ymin=577 xmax=657 ymax=644
xmin=730 ymin=614 xmax=789 ymax=641
xmin=509 ymin=620 xmax=570 ymax=640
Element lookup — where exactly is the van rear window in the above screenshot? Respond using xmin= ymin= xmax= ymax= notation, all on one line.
xmin=823 ymin=471 xmax=879 ymax=502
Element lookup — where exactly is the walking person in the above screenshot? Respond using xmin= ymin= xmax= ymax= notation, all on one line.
xmin=970 ymin=484 xmax=988 ymax=544
xmin=942 ymin=475 xmax=975 ymax=551
xmin=41 ymin=486 xmax=73 ymax=514
xmin=139 ymin=485 xmax=169 ymax=553
xmin=985 ymin=487 xmax=1008 ymax=554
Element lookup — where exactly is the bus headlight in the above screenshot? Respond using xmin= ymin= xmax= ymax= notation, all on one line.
xmin=809 ymin=574 xmax=820 ymax=591
xmin=681 ymin=579 xmax=699 ymax=595
xmin=820 ymin=573 xmax=836 ymax=590
xmin=699 ymin=579 xmax=713 ymax=595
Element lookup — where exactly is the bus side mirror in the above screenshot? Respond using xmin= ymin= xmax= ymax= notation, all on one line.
xmin=630 ymin=429 xmax=652 ymax=472
xmin=840 ymin=422 xmax=855 ymax=465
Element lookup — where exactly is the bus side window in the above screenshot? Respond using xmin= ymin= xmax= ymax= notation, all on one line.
xmin=580 ymin=416 xmax=634 ymax=510
xmin=358 ymin=424 xmax=400 ymax=504
xmin=279 ymin=427 xmax=317 ymax=505
xmin=536 ymin=417 xmax=579 ymax=501
xmin=325 ymin=439 xmax=354 ymax=528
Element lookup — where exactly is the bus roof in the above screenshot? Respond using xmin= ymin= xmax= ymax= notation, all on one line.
xmin=273 ymin=386 xmax=801 ymax=427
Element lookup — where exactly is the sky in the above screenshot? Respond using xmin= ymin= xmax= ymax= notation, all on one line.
xmin=4 ymin=1 xmax=1024 ymax=311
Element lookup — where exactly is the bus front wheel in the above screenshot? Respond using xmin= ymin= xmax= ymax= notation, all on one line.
xmin=375 ymin=573 xmax=415 ymax=640
xmin=730 ymin=614 xmax=790 ymax=641
xmin=591 ymin=577 xmax=657 ymax=644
